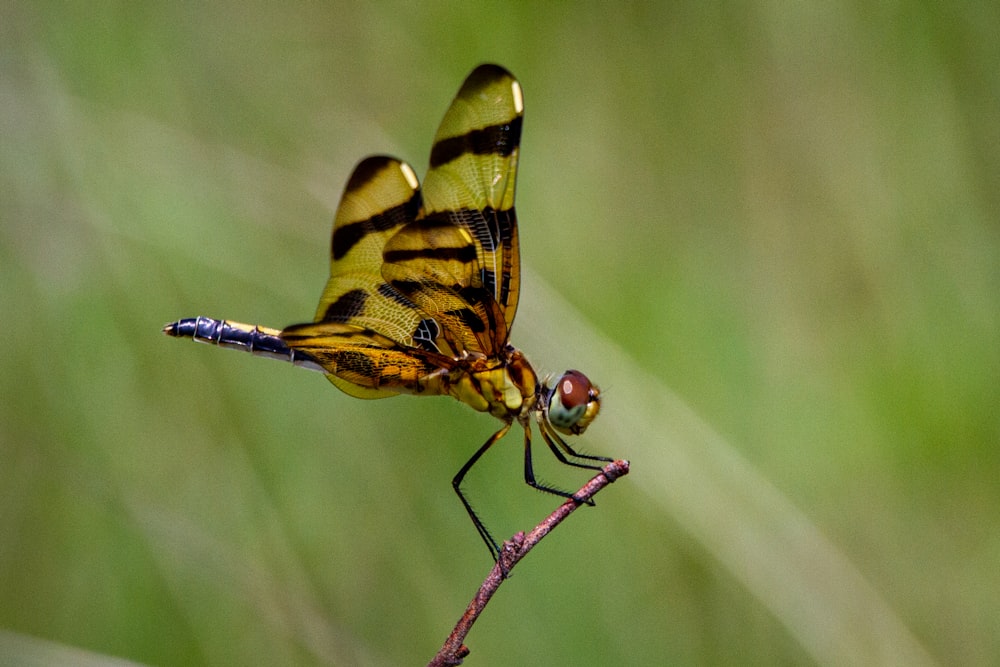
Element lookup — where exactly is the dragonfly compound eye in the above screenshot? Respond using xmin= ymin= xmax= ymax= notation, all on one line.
xmin=547 ymin=369 xmax=601 ymax=435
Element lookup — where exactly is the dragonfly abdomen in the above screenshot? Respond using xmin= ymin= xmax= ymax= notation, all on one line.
xmin=163 ymin=317 xmax=325 ymax=372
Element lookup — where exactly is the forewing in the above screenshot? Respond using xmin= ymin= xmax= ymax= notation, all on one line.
xmin=310 ymin=157 xmax=431 ymax=342
xmin=383 ymin=65 xmax=523 ymax=354
xmin=282 ymin=156 xmax=453 ymax=396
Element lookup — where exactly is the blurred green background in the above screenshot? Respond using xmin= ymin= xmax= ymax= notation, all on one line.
xmin=2 ymin=2 xmax=998 ymax=665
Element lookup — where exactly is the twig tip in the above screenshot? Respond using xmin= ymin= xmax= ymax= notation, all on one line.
xmin=604 ymin=459 xmax=630 ymax=481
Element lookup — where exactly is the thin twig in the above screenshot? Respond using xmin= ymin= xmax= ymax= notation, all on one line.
xmin=427 ymin=459 xmax=630 ymax=667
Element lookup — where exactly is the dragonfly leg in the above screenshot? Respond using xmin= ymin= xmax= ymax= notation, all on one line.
xmin=453 ymin=422 xmax=512 ymax=560
xmin=539 ymin=420 xmax=614 ymax=470
xmin=522 ymin=425 xmax=595 ymax=506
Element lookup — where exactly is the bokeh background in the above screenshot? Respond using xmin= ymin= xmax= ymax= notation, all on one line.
xmin=2 ymin=3 xmax=998 ymax=665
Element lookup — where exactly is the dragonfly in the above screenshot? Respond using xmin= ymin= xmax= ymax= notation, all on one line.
xmin=164 ymin=64 xmax=612 ymax=558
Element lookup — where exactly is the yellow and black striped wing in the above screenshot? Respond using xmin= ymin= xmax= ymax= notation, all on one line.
xmin=282 ymin=65 xmax=524 ymax=396
xmin=281 ymin=156 xmax=447 ymax=398
xmin=280 ymin=321 xmax=451 ymax=399
xmin=313 ymin=156 xmax=424 ymax=341
xmin=382 ymin=64 xmax=523 ymax=356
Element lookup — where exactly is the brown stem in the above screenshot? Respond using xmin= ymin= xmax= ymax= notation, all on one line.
xmin=427 ymin=459 xmax=630 ymax=666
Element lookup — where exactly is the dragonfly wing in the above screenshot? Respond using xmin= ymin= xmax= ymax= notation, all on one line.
xmin=282 ymin=157 xmax=457 ymax=394
xmin=281 ymin=321 xmax=452 ymax=398
xmin=382 ymin=65 xmax=524 ymax=356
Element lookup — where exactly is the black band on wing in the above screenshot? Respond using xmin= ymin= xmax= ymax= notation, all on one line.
xmin=429 ymin=116 xmax=523 ymax=169
xmin=382 ymin=244 xmax=478 ymax=265
xmin=331 ymin=192 xmax=421 ymax=261
xmin=321 ymin=288 xmax=368 ymax=322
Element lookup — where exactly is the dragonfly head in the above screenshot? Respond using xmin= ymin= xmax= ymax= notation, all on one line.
xmin=545 ymin=369 xmax=601 ymax=436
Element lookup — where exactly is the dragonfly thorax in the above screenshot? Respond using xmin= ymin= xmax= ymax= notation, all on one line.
xmin=444 ymin=346 xmax=539 ymax=421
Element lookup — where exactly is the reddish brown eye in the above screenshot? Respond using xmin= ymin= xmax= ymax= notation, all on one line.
xmin=547 ymin=369 xmax=600 ymax=435
xmin=559 ymin=369 xmax=590 ymax=410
